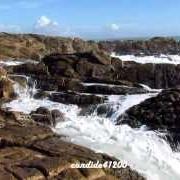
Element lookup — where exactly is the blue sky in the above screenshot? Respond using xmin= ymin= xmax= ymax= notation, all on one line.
xmin=0 ymin=0 xmax=180 ymax=39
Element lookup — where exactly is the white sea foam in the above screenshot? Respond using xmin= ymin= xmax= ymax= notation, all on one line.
xmin=82 ymin=82 xmax=130 ymax=88
xmin=0 ymin=60 xmax=24 ymax=66
xmin=3 ymin=78 xmax=180 ymax=180
xmin=0 ymin=59 xmax=38 ymax=66
xmin=105 ymin=93 xmax=156 ymax=122
xmin=139 ymin=84 xmax=162 ymax=93
xmin=111 ymin=53 xmax=180 ymax=65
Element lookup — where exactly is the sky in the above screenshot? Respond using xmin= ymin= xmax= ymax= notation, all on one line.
xmin=0 ymin=0 xmax=180 ymax=39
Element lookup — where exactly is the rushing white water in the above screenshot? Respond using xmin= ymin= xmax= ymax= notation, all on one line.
xmin=0 ymin=59 xmax=38 ymax=66
xmin=82 ymin=82 xmax=130 ymax=88
xmin=3 ymin=76 xmax=180 ymax=180
xmin=4 ymin=77 xmax=79 ymax=115
xmin=105 ymin=94 xmax=156 ymax=122
xmin=139 ymin=84 xmax=162 ymax=93
xmin=111 ymin=53 xmax=180 ymax=65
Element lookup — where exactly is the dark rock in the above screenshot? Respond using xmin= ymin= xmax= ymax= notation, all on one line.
xmin=42 ymin=51 xmax=112 ymax=82
xmin=41 ymin=52 xmax=180 ymax=90
xmin=33 ymin=90 xmax=50 ymax=99
xmin=112 ymin=59 xmax=180 ymax=89
xmin=49 ymin=92 xmax=105 ymax=105
xmin=96 ymin=104 xmax=110 ymax=115
xmin=31 ymin=107 xmax=64 ymax=127
xmin=84 ymin=84 xmax=147 ymax=95
xmin=117 ymin=88 xmax=180 ymax=147
xmin=9 ymin=63 xmax=48 ymax=76
xmin=35 ymin=76 xmax=84 ymax=92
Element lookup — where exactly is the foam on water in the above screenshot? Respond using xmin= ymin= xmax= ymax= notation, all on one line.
xmin=111 ymin=53 xmax=180 ymax=65
xmin=3 ymin=78 xmax=180 ymax=180
xmin=55 ymin=119 xmax=180 ymax=180
xmin=139 ymin=84 xmax=162 ymax=93
xmin=82 ymin=82 xmax=130 ymax=88
xmin=0 ymin=59 xmax=38 ymax=66
xmin=105 ymin=94 xmax=156 ymax=122
xmin=4 ymin=78 xmax=79 ymax=115
xmin=0 ymin=60 xmax=24 ymax=66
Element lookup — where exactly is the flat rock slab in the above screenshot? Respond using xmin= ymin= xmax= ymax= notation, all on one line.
xmin=0 ymin=110 xmax=145 ymax=180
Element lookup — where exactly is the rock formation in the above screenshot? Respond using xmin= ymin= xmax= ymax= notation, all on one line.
xmin=99 ymin=37 xmax=180 ymax=55
xmin=0 ymin=33 xmax=98 ymax=60
xmin=117 ymin=88 xmax=180 ymax=147
xmin=0 ymin=63 xmax=145 ymax=179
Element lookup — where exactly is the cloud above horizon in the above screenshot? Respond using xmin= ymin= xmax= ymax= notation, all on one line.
xmin=0 ymin=16 xmax=127 ymax=39
xmin=108 ymin=24 xmax=120 ymax=31
xmin=35 ymin=16 xmax=59 ymax=28
xmin=0 ymin=0 xmax=180 ymax=39
xmin=33 ymin=16 xmax=60 ymax=35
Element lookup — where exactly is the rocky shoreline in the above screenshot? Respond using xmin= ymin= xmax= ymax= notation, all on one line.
xmin=99 ymin=37 xmax=180 ymax=55
xmin=0 ymin=33 xmax=180 ymax=179
xmin=0 ymin=34 xmax=148 ymax=180
xmin=0 ymin=109 xmax=145 ymax=180
xmin=0 ymin=67 xmax=145 ymax=179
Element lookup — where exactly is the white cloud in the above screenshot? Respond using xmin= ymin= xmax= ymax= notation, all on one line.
xmin=35 ymin=16 xmax=59 ymax=28
xmin=109 ymin=23 xmax=120 ymax=31
xmin=34 ymin=16 xmax=60 ymax=35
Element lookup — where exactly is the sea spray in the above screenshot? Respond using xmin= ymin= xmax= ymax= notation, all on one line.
xmin=3 ymin=78 xmax=180 ymax=180
xmin=111 ymin=53 xmax=180 ymax=65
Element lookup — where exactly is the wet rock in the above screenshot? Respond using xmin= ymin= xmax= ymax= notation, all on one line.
xmin=31 ymin=107 xmax=64 ymax=127
xmin=36 ymin=76 xmax=84 ymax=92
xmin=9 ymin=62 xmax=48 ymax=76
xmin=84 ymin=84 xmax=147 ymax=95
xmin=96 ymin=104 xmax=110 ymax=115
xmin=80 ymin=104 xmax=115 ymax=118
xmin=33 ymin=90 xmax=50 ymax=99
xmin=49 ymin=92 xmax=105 ymax=105
xmin=117 ymin=88 xmax=180 ymax=146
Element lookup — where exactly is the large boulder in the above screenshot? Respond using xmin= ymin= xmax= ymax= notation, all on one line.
xmin=42 ymin=51 xmax=112 ymax=79
xmin=117 ymin=88 xmax=180 ymax=146
xmin=118 ymin=89 xmax=180 ymax=129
